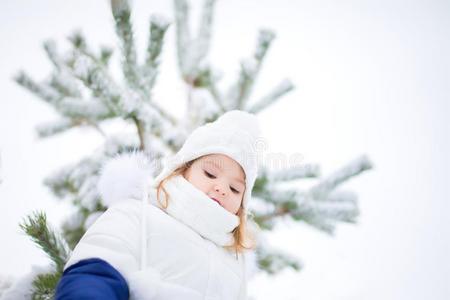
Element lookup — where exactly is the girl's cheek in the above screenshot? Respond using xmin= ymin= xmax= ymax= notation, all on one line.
xmin=233 ymin=199 xmax=241 ymax=213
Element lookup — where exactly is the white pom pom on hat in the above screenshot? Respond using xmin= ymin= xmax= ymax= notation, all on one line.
xmin=153 ymin=110 xmax=262 ymax=209
xmin=98 ymin=152 xmax=153 ymax=207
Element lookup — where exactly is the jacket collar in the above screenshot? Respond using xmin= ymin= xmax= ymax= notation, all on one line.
xmin=148 ymin=175 xmax=239 ymax=246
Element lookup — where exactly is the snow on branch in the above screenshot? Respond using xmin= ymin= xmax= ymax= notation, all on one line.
xmin=69 ymin=51 xmax=126 ymax=114
xmin=14 ymin=71 xmax=60 ymax=105
xmin=255 ymin=29 xmax=276 ymax=62
xmin=227 ymin=29 xmax=277 ymax=109
xmin=248 ymin=79 xmax=294 ymax=113
xmin=19 ymin=212 xmax=71 ymax=273
xmin=44 ymin=39 xmax=85 ymax=99
xmin=141 ymin=14 xmax=171 ymax=98
xmin=268 ymin=162 xmax=320 ymax=181
xmin=174 ymin=0 xmax=217 ymax=82
xmin=50 ymin=72 xmax=82 ymax=98
xmin=256 ymin=237 xmax=302 ymax=274
xmin=146 ymin=15 xmax=171 ymax=69
xmin=44 ymin=134 xmax=144 ymax=209
xmin=136 ymin=104 xmax=187 ymax=151
xmin=295 ymin=198 xmax=359 ymax=224
xmin=110 ymin=0 xmax=139 ymax=88
xmin=309 ymin=155 xmax=373 ymax=200
xmin=58 ymin=97 xmax=111 ymax=120
xmin=43 ymin=40 xmax=65 ymax=71
xmin=35 ymin=118 xmax=77 ymax=138
xmin=194 ymin=0 xmax=216 ymax=63
xmin=174 ymin=0 xmax=193 ymax=77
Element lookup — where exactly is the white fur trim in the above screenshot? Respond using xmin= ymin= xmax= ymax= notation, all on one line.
xmin=98 ymin=152 xmax=153 ymax=207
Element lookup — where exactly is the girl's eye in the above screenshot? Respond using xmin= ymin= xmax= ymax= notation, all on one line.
xmin=204 ymin=170 xmax=216 ymax=179
xmin=230 ymin=187 xmax=240 ymax=194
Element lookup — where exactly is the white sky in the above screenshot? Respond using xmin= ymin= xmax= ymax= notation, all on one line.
xmin=1 ymin=0 xmax=449 ymax=299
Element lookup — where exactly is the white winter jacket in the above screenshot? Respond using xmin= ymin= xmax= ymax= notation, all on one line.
xmin=64 ymin=155 xmax=250 ymax=300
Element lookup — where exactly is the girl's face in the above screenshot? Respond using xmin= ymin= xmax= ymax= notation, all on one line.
xmin=183 ymin=154 xmax=246 ymax=214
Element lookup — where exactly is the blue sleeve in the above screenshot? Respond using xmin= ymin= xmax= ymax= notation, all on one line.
xmin=55 ymin=258 xmax=129 ymax=300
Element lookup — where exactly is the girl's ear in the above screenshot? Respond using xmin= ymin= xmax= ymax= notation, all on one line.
xmin=182 ymin=166 xmax=190 ymax=178
xmin=182 ymin=159 xmax=196 ymax=177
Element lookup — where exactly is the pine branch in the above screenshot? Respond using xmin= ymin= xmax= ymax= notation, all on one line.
xmin=257 ymin=243 xmax=302 ymax=274
xmin=145 ymin=15 xmax=170 ymax=70
xmin=14 ymin=71 xmax=61 ymax=105
xmin=44 ymin=39 xmax=85 ymax=99
xmin=247 ymin=79 xmax=295 ymax=113
xmin=66 ymin=27 xmax=178 ymax=127
xmin=132 ymin=116 xmax=146 ymax=150
xmin=32 ymin=272 xmax=60 ymax=300
xmin=58 ymin=97 xmax=111 ymax=120
xmin=49 ymin=72 xmax=82 ymax=98
xmin=67 ymin=31 xmax=98 ymax=63
xmin=59 ymin=29 xmax=178 ymax=137
xmin=206 ymin=79 xmax=226 ymax=113
xmin=294 ymin=198 xmax=359 ymax=224
xmin=252 ymin=156 xmax=369 ymax=232
xmin=135 ymin=104 xmax=186 ymax=151
xmin=43 ymin=134 xmax=167 ymax=213
xmin=111 ymin=0 xmax=139 ymax=88
xmin=327 ymin=190 xmax=357 ymax=203
xmin=195 ymin=0 xmax=215 ymax=63
xmin=43 ymin=40 xmax=64 ymax=71
xmin=45 ymin=157 xmax=103 ymax=211
xmin=253 ymin=205 xmax=290 ymax=226
xmin=137 ymin=14 xmax=171 ymax=102
xmin=232 ymin=29 xmax=276 ymax=109
xmin=14 ymin=71 xmax=104 ymax=133
xmin=253 ymin=184 xmax=359 ymax=233
xmin=255 ymin=29 xmax=276 ymax=60
xmin=99 ymin=46 xmax=114 ymax=66
xmin=309 ymin=155 xmax=373 ymax=200
xmin=252 ymin=187 xmax=302 ymax=228
xmin=141 ymin=97 xmax=179 ymax=127
xmin=302 ymin=215 xmax=337 ymax=235
xmin=228 ymin=58 xmax=257 ymax=110
xmin=20 ymin=212 xmax=71 ymax=273
xmin=175 ymin=0 xmax=216 ymax=83
xmin=35 ymin=118 xmax=77 ymax=138
xmin=268 ymin=162 xmax=320 ymax=181
xmin=68 ymin=50 xmax=125 ymax=115
xmin=174 ymin=0 xmax=191 ymax=78
xmin=15 ymin=68 xmax=113 ymax=128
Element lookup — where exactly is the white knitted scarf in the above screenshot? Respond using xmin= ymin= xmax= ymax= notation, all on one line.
xmin=147 ymin=175 xmax=240 ymax=247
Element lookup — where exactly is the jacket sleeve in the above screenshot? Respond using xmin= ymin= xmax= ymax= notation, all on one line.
xmin=59 ymin=201 xmax=203 ymax=300
xmin=55 ymin=258 xmax=129 ymax=300
xmin=128 ymin=268 xmax=203 ymax=300
xmin=63 ymin=201 xmax=142 ymax=279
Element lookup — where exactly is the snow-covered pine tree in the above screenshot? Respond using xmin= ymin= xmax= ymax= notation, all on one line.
xmin=6 ymin=0 xmax=372 ymax=298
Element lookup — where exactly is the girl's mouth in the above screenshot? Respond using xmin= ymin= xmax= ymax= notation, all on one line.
xmin=210 ymin=198 xmax=221 ymax=205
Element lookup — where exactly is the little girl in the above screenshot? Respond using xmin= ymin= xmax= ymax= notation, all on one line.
xmin=55 ymin=110 xmax=261 ymax=300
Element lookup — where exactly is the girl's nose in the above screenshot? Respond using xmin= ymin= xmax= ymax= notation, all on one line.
xmin=215 ymin=186 xmax=226 ymax=196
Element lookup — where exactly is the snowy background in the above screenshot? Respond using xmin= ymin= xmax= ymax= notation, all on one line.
xmin=1 ymin=0 xmax=449 ymax=299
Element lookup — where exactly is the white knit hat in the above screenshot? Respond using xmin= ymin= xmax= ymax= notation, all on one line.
xmin=153 ymin=110 xmax=261 ymax=209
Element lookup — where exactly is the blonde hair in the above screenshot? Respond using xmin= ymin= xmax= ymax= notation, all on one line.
xmin=156 ymin=159 xmax=256 ymax=254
